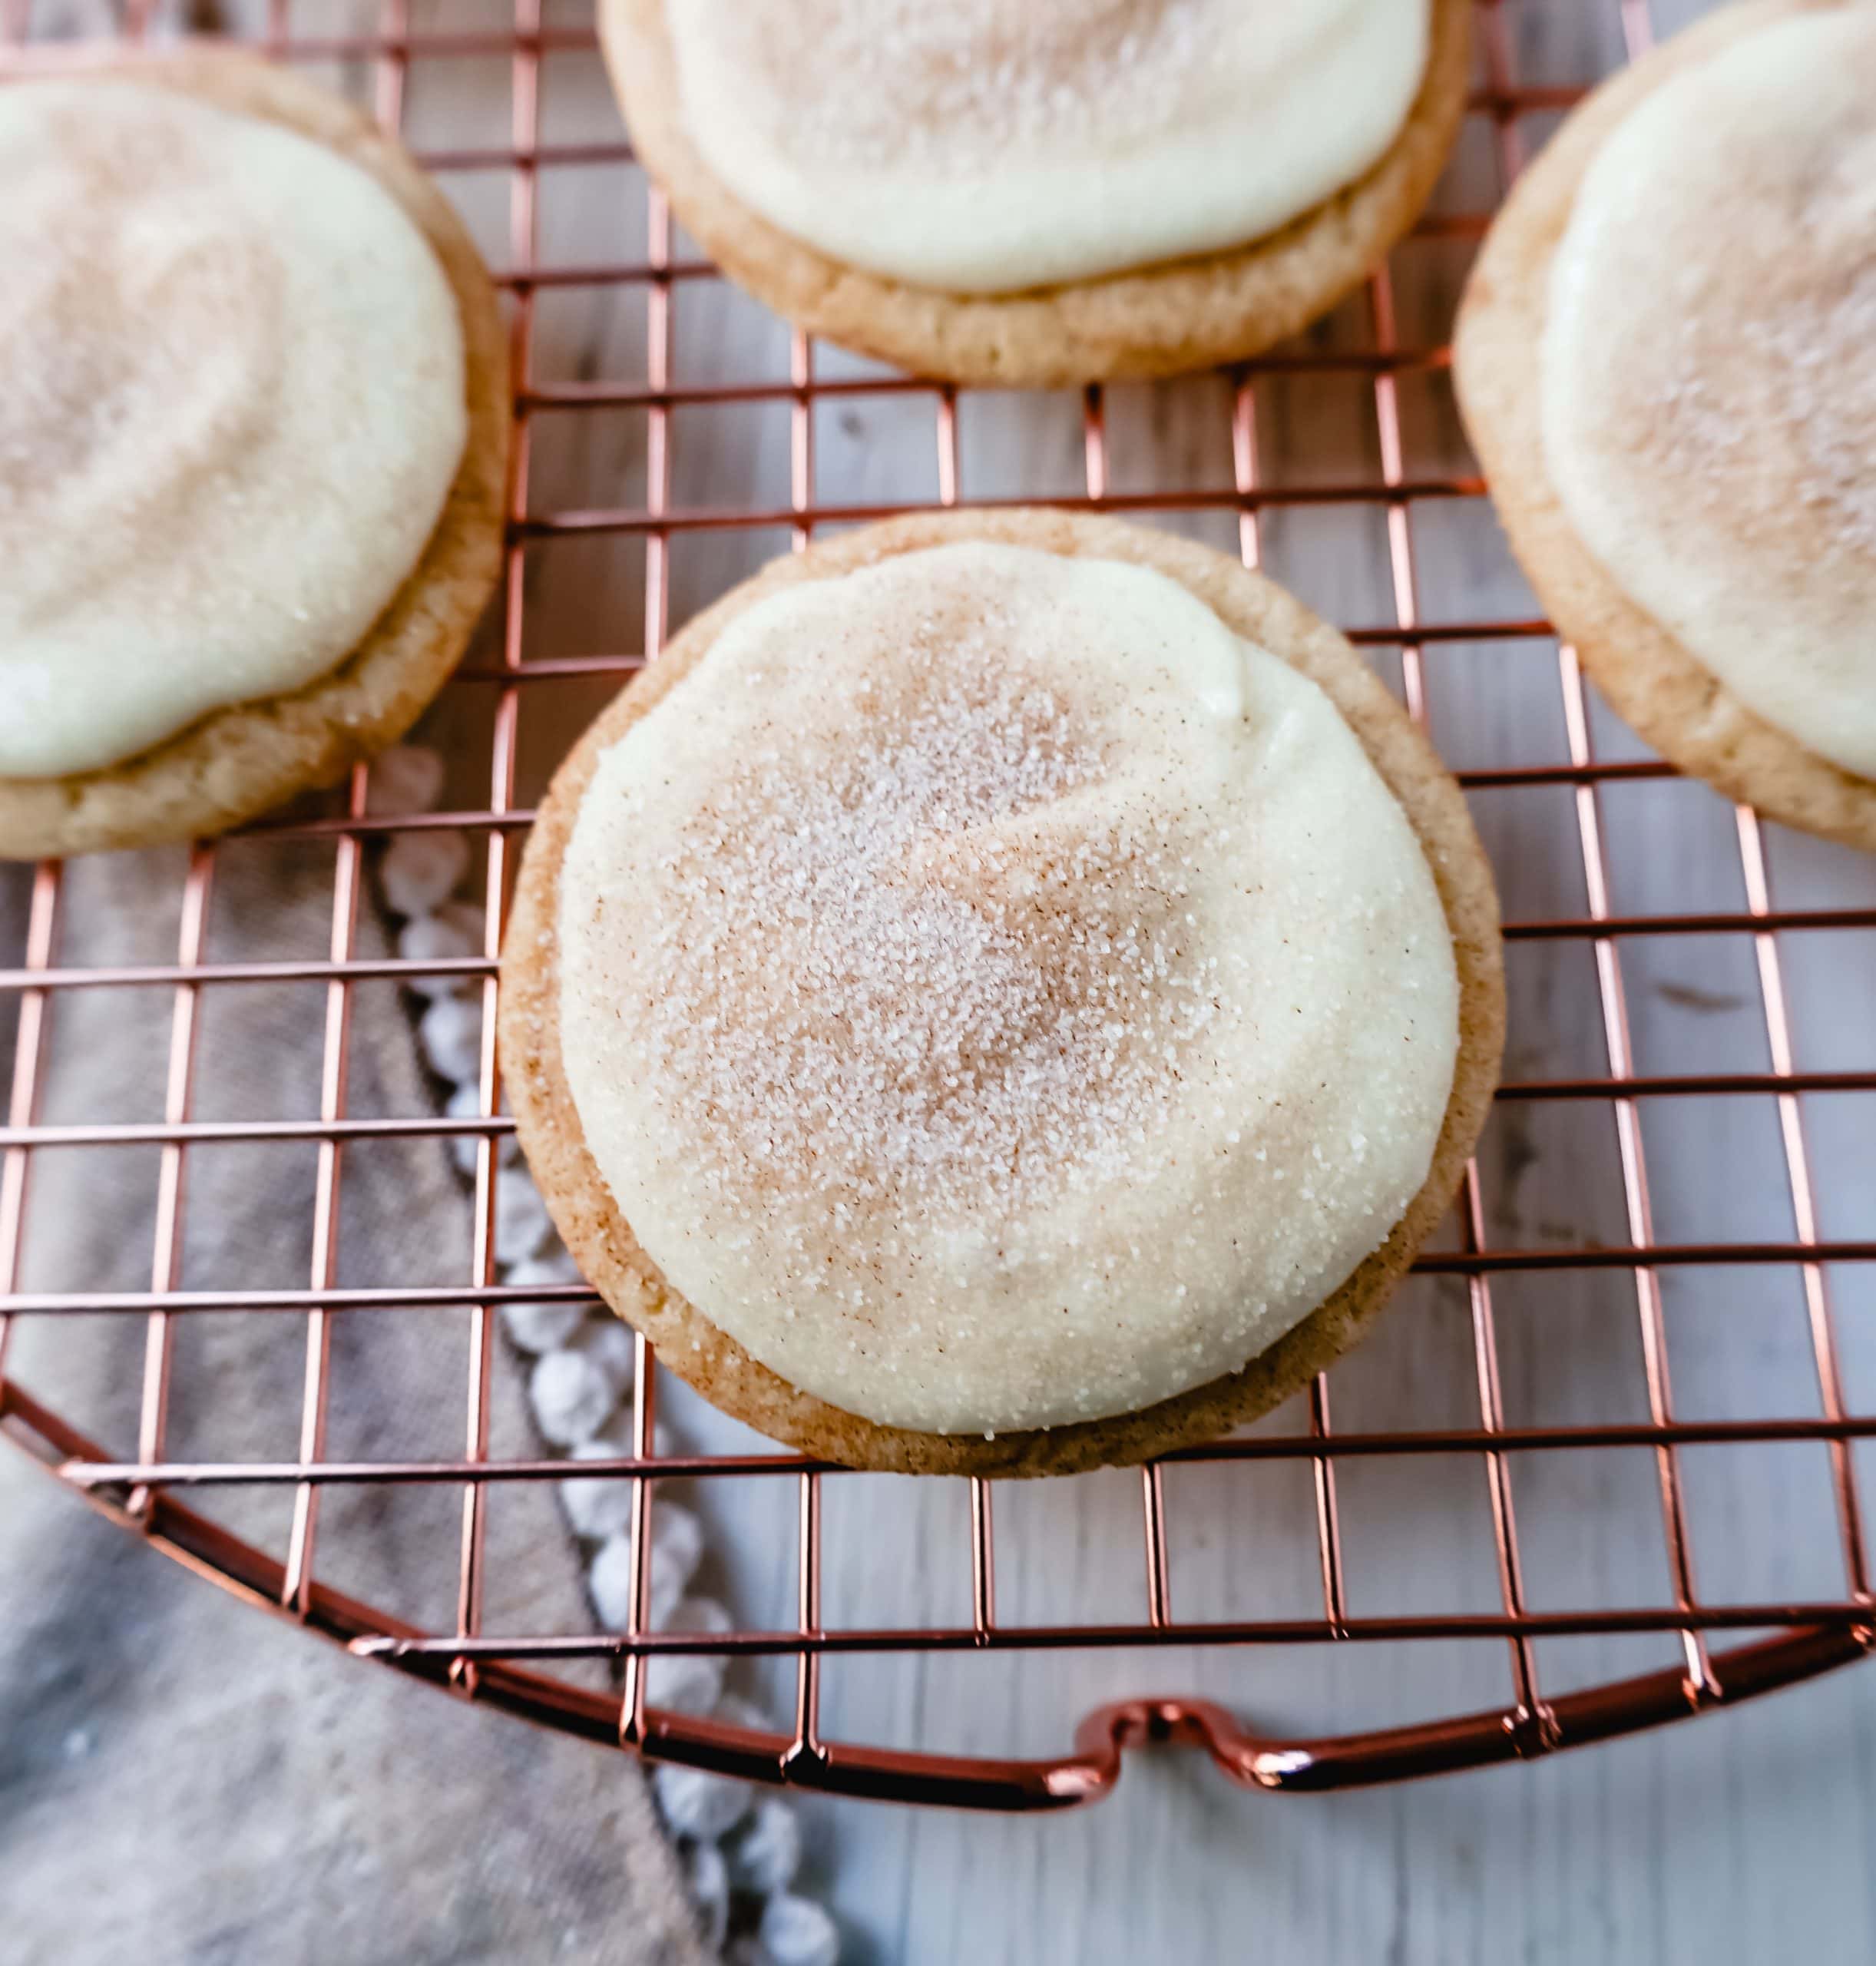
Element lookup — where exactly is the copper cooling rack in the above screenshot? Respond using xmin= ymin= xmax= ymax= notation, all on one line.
xmin=2 ymin=0 xmax=1873 ymax=1811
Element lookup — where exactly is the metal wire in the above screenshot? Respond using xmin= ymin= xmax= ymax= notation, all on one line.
xmin=2 ymin=0 xmax=1874 ymax=1809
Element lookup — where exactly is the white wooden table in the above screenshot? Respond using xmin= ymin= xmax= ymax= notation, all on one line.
xmin=7 ymin=0 xmax=1875 ymax=1959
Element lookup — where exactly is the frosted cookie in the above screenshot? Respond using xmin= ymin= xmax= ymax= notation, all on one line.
xmin=600 ymin=0 xmax=1472 ymax=386
xmin=0 ymin=50 xmax=508 ymax=859
xmin=500 ymin=511 xmax=1503 ymax=1476
xmin=1455 ymin=0 xmax=1876 ymax=851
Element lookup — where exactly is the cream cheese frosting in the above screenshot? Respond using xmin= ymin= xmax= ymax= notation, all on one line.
xmin=558 ymin=542 xmax=1458 ymax=1435
xmin=660 ymin=0 xmax=1431 ymax=293
xmin=0 ymin=79 xmax=468 ymax=780
xmin=1540 ymin=6 xmax=1876 ymax=780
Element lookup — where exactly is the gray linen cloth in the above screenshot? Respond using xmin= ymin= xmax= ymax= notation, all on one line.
xmin=0 ymin=846 xmax=712 ymax=1966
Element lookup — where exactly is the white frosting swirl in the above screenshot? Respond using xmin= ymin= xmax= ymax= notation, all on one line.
xmin=663 ymin=0 xmax=1431 ymax=293
xmin=0 ymin=80 xmax=467 ymax=779
xmin=559 ymin=543 xmax=1458 ymax=1434
xmin=1540 ymin=8 xmax=1876 ymax=779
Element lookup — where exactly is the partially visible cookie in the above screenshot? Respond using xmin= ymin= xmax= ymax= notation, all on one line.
xmin=499 ymin=510 xmax=1504 ymax=1478
xmin=0 ymin=48 xmax=508 ymax=860
xmin=1455 ymin=0 xmax=1876 ymax=852
xmin=601 ymin=0 xmax=1472 ymax=386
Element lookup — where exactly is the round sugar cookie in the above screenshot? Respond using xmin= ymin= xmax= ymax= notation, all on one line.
xmin=0 ymin=48 xmax=508 ymax=859
xmin=1455 ymin=0 xmax=1876 ymax=852
xmin=600 ymin=0 xmax=1473 ymax=386
xmin=499 ymin=510 xmax=1504 ymax=1477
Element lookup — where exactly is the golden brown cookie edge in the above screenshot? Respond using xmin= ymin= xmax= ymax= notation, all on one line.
xmin=0 ymin=45 xmax=511 ymax=860
xmin=1452 ymin=0 xmax=1876 ymax=854
xmin=498 ymin=508 xmax=1506 ymax=1478
xmin=598 ymin=0 xmax=1471 ymax=387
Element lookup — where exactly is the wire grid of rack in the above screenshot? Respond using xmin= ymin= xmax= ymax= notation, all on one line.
xmin=2 ymin=0 xmax=1874 ymax=1810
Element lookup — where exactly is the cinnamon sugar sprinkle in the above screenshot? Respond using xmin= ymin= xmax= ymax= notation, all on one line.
xmin=741 ymin=0 xmax=1208 ymax=171
xmin=630 ymin=631 xmax=1235 ymax=1233
xmin=1647 ymin=265 xmax=1876 ymax=563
